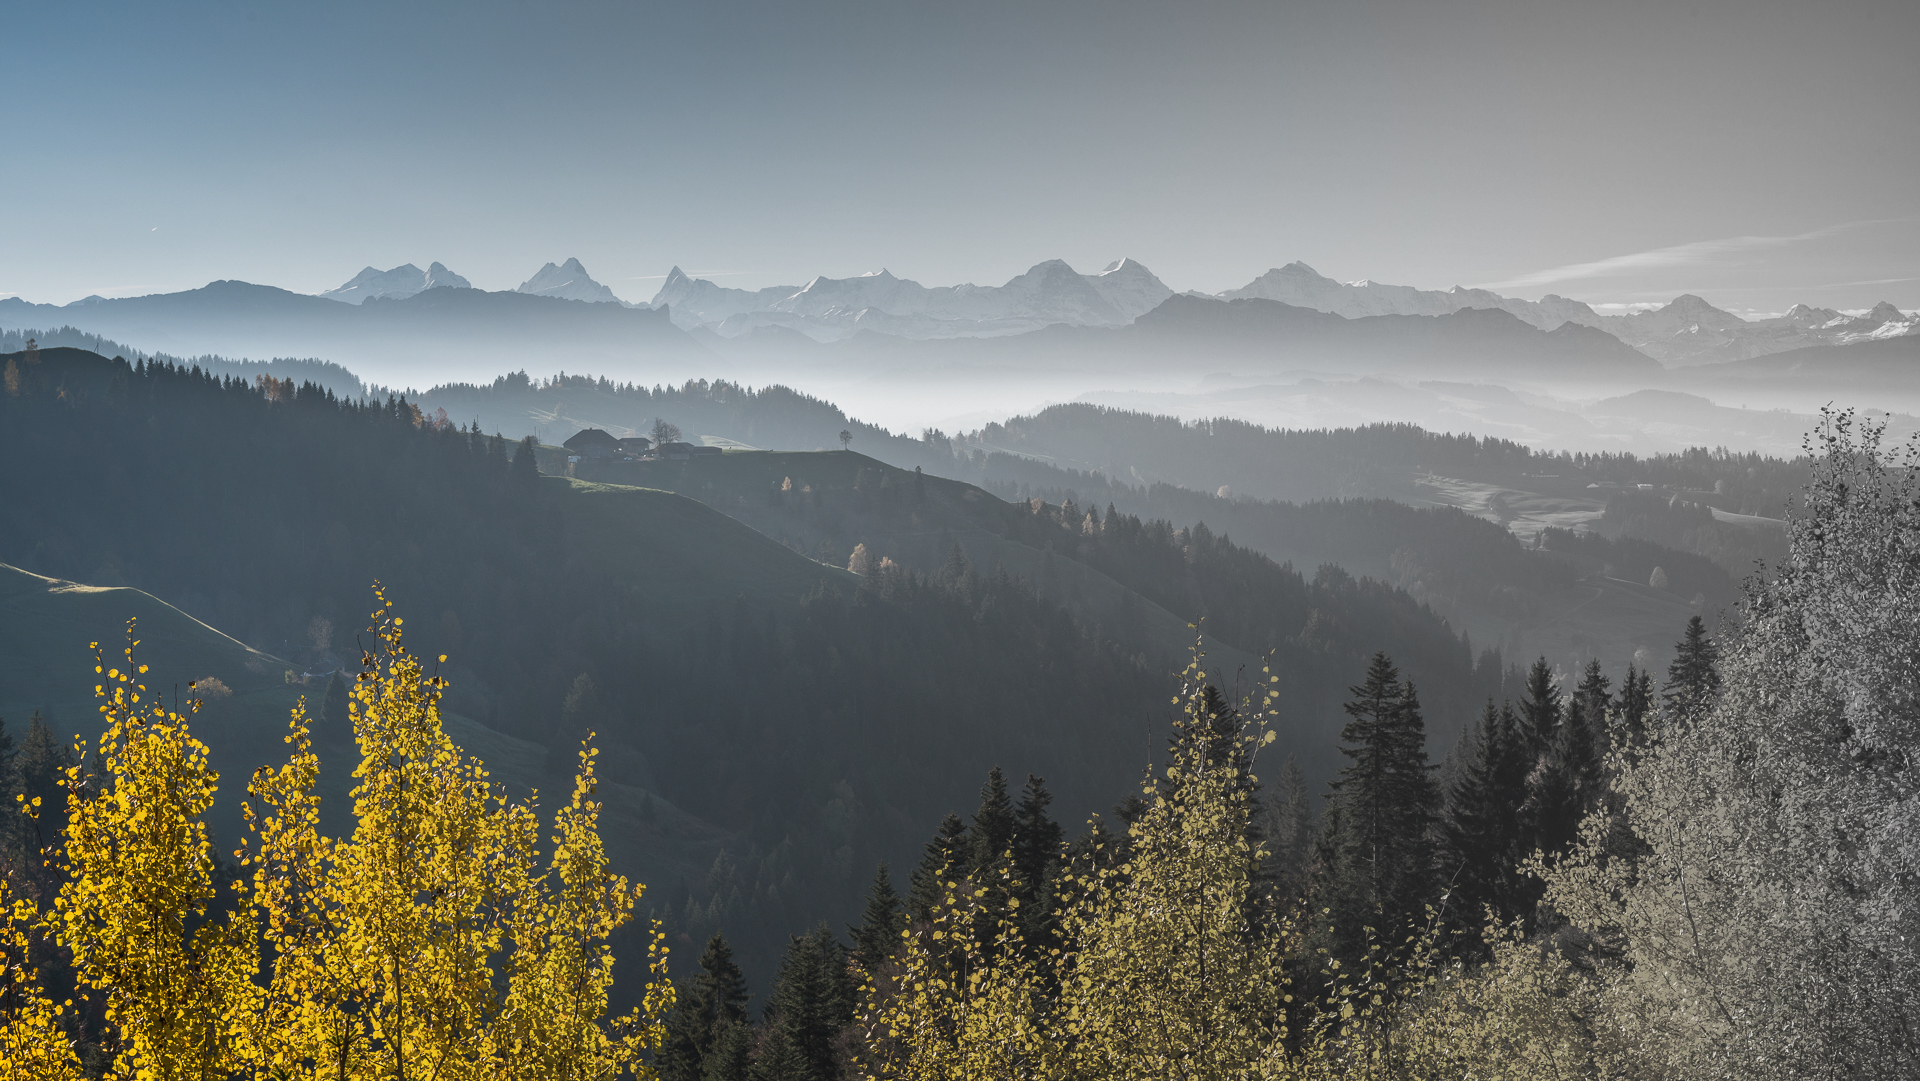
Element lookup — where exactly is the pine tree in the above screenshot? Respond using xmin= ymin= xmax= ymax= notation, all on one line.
xmin=850 ymin=863 xmax=906 ymax=971
xmin=1321 ymin=653 xmax=1439 ymax=955
xmin=1440 ymin=700 xmax=1530 ymax=925
xmin=1662 ymin=614 xmax=1721 ymax=719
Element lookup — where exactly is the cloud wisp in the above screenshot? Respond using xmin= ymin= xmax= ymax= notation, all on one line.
xmin=1477 ymin=220 xmax=1899 ymax=292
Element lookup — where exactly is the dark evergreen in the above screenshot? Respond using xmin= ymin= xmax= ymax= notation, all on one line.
xmin=1440 ymin=700 xmax=1530 ymax=926
xmin=1516 ymin=656 xmax=1562 ymax=756
xmin=1662 ymin=614 xmax=1721 ymax=719
xmin=968 ymin=767 xmax=1015 ymax=870
xmin=1616 ymin=663 xmax=1656 ymax=756
xmin=658 ymin=934 xmax=753 ymax=1081
xmin=703 ymin=1021 xmax=754 ymax=1081
xmin=1321 ymin=653 xmax=1439 ymax=955
xmin=764 ymin=926 xmax=855 ymax=1081
xmin=849 ymin=863 xmax=906 ymax=971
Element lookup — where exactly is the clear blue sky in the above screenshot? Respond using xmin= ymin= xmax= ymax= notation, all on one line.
xmin=5 ymin=0 xmax=1916 ymax=313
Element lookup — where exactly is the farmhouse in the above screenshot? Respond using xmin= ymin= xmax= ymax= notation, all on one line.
xmin=563 ymin=428 xmax=621 ymax=459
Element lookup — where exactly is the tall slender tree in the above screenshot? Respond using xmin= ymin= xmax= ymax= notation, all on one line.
xmin=1440 ymin=700 xmax=1530 ymax=926
xmin=850 ymin=863 xmax=906 ymax=972
xmin=1321 ymin=652 xmax=1439 ymax=955
xmin=1662 ymin=614 xmax=1721 ymax=719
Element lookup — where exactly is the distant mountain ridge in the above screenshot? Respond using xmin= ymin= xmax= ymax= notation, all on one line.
xmin=320 ymin=261 xmax=472 ymax=304
xmin=1221 ymin=261 xmax=1605 ymax=333
xmin=516 ymin=257 xmax=625 ymax=305
xmin=651 ymin=257 xmax=1172 ymax=341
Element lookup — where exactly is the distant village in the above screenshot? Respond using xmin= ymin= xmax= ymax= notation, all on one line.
xmin=562 ymin=427 xmax=721 ymax=463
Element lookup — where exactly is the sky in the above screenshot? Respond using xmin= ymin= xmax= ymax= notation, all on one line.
xmin=4 ymin=0 xmax=1916 ymax=314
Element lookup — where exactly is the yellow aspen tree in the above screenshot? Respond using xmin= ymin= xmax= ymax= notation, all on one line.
xmin=235 ymin=588 xmax=672 ymax=1080
xmin=492 ymin=741 xmax=673 ymax=1079
xmin=248 ymin=592 xmax=535 ymax=1079
xmin=1053 ymin=645 xmax=1296 ymax=1081
xmin=49 ymin=623 xmax=261 ymax=1079
xmin=0 ymin=879 xmax=85 ymax=1081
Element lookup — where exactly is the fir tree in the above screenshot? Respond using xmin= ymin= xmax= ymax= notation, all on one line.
xmin=968 ymin=767 xmax=1015 ymax=871
xmin=1516 ymin=656 xmax=1562 ymax=756
xmin=850 ymin=863 xmax=906 ymax=971
xmin=703 ymin=1021 xmax=753 ymax=1081
xmin=765 ymin=926 xmax=854 ymax=1081
xmin=1662 ymin=614 xmax=1721 ymax=719
xmin=1440 ymin=700 xmax=1530 ymax=926
xmin=1321 ymin=653 xmax=1439 ymax=954
xmin=1615 ymin=663 xmax=1656 ymax=755
xmin=1011 ymin=774 xmax=1064 ymax=951
xmin=659 ymin=934 xmax=751 ymax=1081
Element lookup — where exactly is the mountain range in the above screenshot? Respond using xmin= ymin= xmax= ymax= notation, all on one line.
xmin=650 ymin=257 xmax=1173 ymax=341
xmin=319 ymin=261 xmax=474 ymax=303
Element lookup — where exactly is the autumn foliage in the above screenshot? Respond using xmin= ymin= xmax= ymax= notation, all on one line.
xmin=0 ymin=590 xmax=670 ymax=1080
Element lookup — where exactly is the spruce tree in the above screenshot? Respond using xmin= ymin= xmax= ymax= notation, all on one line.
xmin=1516 ymin=656 xmax=1562 ymax=756
xmin=1011 ymin=773 xmax=1063 ymax=895
xmin=765 ymin=926 xmax=854 ymax=1081
xmin=1321 ymin=653 xmax=1439 ymax=954
xmin=659 ymin=934 xmax=752 ymax=1081
xmin=850 ymin=863 xmax=906 ymax=970
xmin=1440 ymin=700 xmax=1529 ymax=925
xmin=1662 ymin=614 xmax=1721 ymax=719
xmin=1012 ymin=774 xmax=1064 ymax=951
xmin=1616 ymin=663 xmax=1656 ymax=755
xmin=968 ymin=766 xmax=1015 ymax=870
xmin=703 ymin=1021 xmax=754 ymax=1081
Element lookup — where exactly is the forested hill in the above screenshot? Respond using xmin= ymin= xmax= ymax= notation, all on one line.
xmin=0 ymin=345 xmax=1494 ymax=988
xmin=405 ymin=370 xmax=1747 ymax=675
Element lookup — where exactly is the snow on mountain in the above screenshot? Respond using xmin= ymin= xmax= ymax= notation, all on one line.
xmin=1086 ymin=258 xmax=1174 ymax=321
xmin=1220 ymin=261 xmax=1602 ymax=331
xmin=516 ymin=258 xmax=623 ymax=305
xmin=651 ymin=258 xmax=1165 ymax=340
xmin=320 ymin=261 xmax=472 ymax=304
xmin=648 ymin=267 xmax=801 ymax=329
